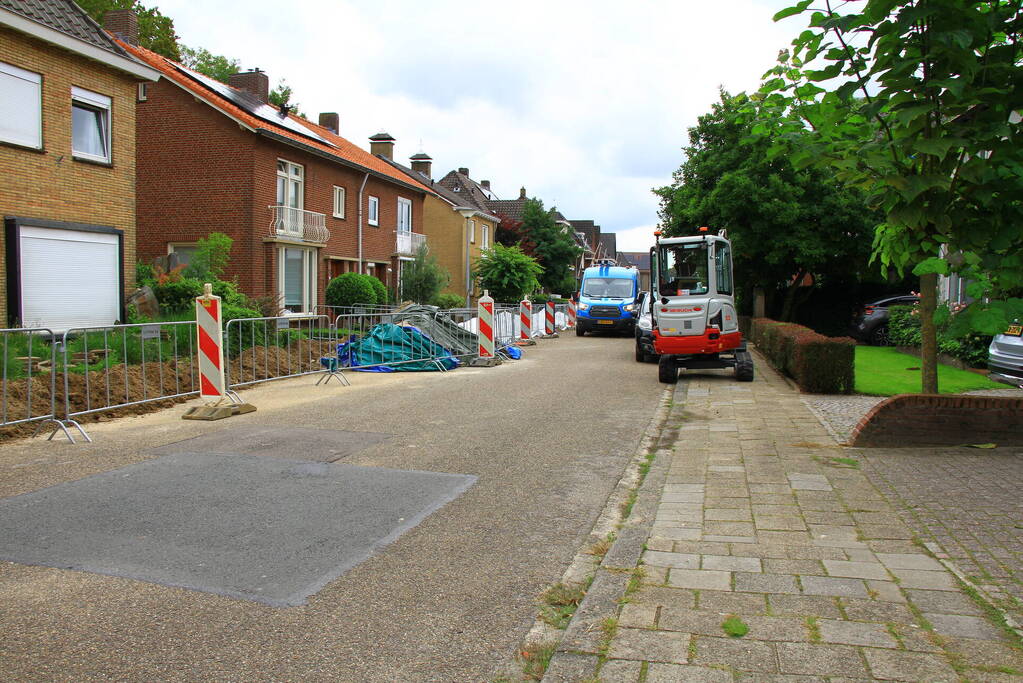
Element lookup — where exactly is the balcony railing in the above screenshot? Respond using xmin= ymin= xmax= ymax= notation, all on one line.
xmin=396 ymin=231 xmax=427 ymax=256
xmin=268 ymin=206 xmax=330 ymax=243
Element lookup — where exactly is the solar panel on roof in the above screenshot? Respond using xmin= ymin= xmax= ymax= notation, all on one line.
xmin=173 ymin=63 xmax=334 ymax=147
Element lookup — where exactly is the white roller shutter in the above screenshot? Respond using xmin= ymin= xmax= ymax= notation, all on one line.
xmin=18 ymin=226 xmax=120 ymax=331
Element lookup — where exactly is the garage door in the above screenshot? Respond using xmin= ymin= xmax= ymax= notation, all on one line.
xmin=18 ymin=225 xmax=120 ymax=331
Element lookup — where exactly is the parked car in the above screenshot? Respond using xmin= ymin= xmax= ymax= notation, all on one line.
xmin=988 ymin=319 xmax=1023 ymax=386
xmin=851 ymin=294 xmax=920 ymax=345
xmin=633 ymin=290 xmax=658 ymax=362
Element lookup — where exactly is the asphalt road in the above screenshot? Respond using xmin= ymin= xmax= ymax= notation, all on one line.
xmin=0 ymin=332 xmax=667 ymax=682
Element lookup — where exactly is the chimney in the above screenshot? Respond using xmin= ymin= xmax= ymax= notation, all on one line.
xmin=519 ymin=187 xmax=527 ymax=200
xmin=481 ymin=180 xmax=491 ymax=191
xmin=228 ymin=69 xmax=269 ymax=104
xmin=458 ymin=167 xmax=469 ymax=176
xmin=369 ymin=132 xmax=396 ymax=159
xmin=103 ymin=9 xmax=138 ymax=45
xmin=318 ymin=112 xmax=339 ymax=134
xmin=410 ymin=152 xmax=432 ymax=179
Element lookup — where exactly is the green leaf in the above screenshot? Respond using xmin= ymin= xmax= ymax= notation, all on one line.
xmin=773 ymin=1 xmax=812 ymax=22
xmin=912 ymin=257 xmax=950 ymax=276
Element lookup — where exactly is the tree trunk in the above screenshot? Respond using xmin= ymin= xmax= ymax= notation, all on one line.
xmin=918 ymin=272 xmax=939 ymax=394
xmin=779 ymin=271 xmax=806 ymax=322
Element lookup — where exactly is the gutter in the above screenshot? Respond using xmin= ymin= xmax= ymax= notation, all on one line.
xmin=357 ymin=172 xmax=369 ymax=272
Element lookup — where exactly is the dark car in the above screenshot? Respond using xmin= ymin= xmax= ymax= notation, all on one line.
xmin=851 ymin=294 xmax=919 ymax=345
xmin=633 ymin=290 xmax=657 ymax=362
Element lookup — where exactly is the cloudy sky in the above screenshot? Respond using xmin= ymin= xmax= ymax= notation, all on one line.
xmin=156 ymin=0 xmax=799 ymax=252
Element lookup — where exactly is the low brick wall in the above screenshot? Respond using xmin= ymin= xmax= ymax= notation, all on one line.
xmin=849 ymin=394 xmax=1023 ymax=447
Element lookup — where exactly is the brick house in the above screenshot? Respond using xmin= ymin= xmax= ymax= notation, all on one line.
xmin=117 ymin=39 xmax=433 ymax=313
xmin=0 ymin=1 xmax=159 ymax=329
xmin=381 ymin=157 xmax=499 ymax=305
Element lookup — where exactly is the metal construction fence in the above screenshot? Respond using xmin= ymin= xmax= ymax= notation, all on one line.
xmin=224 ymin=314 xmax=334 ymax=390
xmin=0 ymin=302 xmax=576 ymax=442
xmin=1 ymin=327 xmax=60 ymax=434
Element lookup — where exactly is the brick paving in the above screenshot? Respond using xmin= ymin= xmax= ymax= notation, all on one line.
xmin=543 ymin=356 xmax=1023 ymax=682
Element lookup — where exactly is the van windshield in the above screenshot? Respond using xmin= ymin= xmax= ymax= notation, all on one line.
xmin=583 ymin=277 xmax=634 ymax=298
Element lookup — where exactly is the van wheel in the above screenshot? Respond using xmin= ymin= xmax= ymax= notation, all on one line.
xmin=576 ymin=325 xmax=585 ymax=337
xmin=658 ymin=355 xmax=678 ymax=384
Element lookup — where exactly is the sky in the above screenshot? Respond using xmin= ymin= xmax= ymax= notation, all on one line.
xmin=156 ymin=0 xmax=801 ymax=252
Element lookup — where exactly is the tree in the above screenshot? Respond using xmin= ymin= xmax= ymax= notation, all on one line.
xmin=473 ymin=244 xmax=542 ymax=303
xmin=183 ymin=231 xmax=233 ymax=281
xmin=76 ymin=0 xmax=180 ymax=60
xmin=179 ymin=45 xmax=239 ymax=81
xmin=757 ymin=0 xmax=1023 ymax=392
xmin=519 ymin=199 xmax=581 ymax=294
xmin=657 ymin=90 xmax=878 ymax=322
xmin=400 ymin=245 xmax=450 ymax=304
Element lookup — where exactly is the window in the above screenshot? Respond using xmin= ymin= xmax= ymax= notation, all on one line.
xmin=714 ymin=242 xmax=732 ymax=295
xmin=276 ymin=159 xmax=303 ymax=209
xmin=368 ymin=196 xmax=379 ymax=226
xmin=0 ymin=61 xmax=42 ymax=149
xmin=137 ymin=82 xmax=148 ymax=102
xmin=278 ymin=246 xmax=317 ymax=312
xmin=469 ymin=219 xmax=476 ymax=244
xmin=333 ymin=186 xmax=346 ymax=219
xmin=658 ymin=242 xmax=709 ymax=296
xmin=71 ymin=86 xmax=111 ymax=163
xmin=397 ymin=197 xmax=412 ymax=233
xmin=481 ymin=224 xmax=489 ymax=249
xmin=168 ymin=243 xmax=197 ymax=267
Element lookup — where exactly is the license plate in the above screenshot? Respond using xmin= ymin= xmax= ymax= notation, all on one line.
xmin=1007 ymin=324 xmax=1022 ymax=336
xmin=598 ymin=320 xmax=614 ymax=325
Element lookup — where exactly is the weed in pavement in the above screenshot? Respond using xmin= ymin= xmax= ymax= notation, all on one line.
xmin=721 ymin=615 xmax=749 ymax=638
xmin=538 ymin=582 xmax=586 ymax=629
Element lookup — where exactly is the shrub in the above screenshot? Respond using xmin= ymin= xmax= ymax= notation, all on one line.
xmin=183 ymin=232 xmax=233 ymax=281
xmin=153 ymin=278 xmax=204 ymax=313
xmin=431 ymin=292 xmax=465 ymax=309
xmin=751 ymin=317 xmax=855 ymax=393
xmin=367 ymin=276 xmax=388 ymax=306
xmin=136 ymin=262 xmax=156 ymax=287
xmin=325 ymin=273 xmax=376 ymax=308
xmin=889 ymin=303 xmax=992 ymax=368
xmin=473 ymin=244 xmax=542 ymax=303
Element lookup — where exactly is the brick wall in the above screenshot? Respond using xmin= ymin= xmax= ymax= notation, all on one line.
xmin=137 ymin=76 xmax=426 ymax=307
xmin=421 ymin=195 xmax=465 ymax=299
xmin=849 ymin=394 xmax=1023 ymax=447
xmin=0 ymin=27 xmax=141 ymax=323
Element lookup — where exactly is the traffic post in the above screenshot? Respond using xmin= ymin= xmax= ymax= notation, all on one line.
xmin=517 ymin=299 xmax=535 ymax=346
xmin=470 ymin=290 xmax=500 ymax=367
xmin=183 ymin=283 xmax=256 ymax=420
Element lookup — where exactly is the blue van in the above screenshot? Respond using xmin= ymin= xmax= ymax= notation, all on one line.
xmin=575 ymin=263 xmax=640 ymax=336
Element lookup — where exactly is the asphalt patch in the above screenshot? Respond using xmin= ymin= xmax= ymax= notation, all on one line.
xmin=147 ymin=425 xmax=392 ymax=462
xmin=0 ymin=454 xmax=476 ymax=606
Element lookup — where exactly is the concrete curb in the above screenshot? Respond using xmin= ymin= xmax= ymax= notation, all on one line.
xmin=533 ymin=382 xmax=687 ymax=681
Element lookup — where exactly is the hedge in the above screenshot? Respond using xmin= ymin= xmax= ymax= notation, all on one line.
xmin=750 ymin=318 xmax=855 ymax=394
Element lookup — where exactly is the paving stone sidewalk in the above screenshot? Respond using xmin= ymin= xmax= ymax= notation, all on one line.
xmin=543 ymin=358 xmax=1023 ymax=682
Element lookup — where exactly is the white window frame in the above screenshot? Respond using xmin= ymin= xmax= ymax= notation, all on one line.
xmin=368 ymin=195 xmax=379 ymax=226
xmin=276 ymin=159 xmax=304 ymax=209
xmin=481 ymin=224 xmax=489 ymax=249
xmin=397 ymin=197 xmax=412 ymax=233
xmin=278 ymin=245 xmax=317 ymax=312
xmin=469 ymin=219 xmax=476 ymax=244
xmin=333 ymin=186 xmax=346 ymax=219
xmin=0 ymin=61 xmax=42 ymax=149
xmin=71 ymin=86 xmax=112 ymax=163
xmin=137 ymin=82 xmax=148 ymax=102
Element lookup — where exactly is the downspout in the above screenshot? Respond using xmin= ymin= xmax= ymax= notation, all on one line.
xmin=465 ymin=216 xmax=472 ymax=308
xmin=357 ymin=172 xmax=369 ymax=272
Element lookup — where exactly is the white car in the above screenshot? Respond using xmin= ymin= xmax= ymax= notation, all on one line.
xmin=988 ymin=319 xmax=1023 ymax=386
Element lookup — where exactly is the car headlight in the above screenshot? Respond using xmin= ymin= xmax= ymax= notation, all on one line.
xmin=578 ymin=302 xmax=589 ymax=311
xmin=624 ymin=304 xmax=635 ymax=312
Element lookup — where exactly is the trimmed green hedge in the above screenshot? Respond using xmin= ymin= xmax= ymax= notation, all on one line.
xmin=751 ymin=318 xmax=855 ymax=394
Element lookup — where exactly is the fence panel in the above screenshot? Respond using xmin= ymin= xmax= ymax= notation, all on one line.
xmin=331 ymin=310 xmax=462 ymax=372
xmin=60 ymin=321 xmax=200 ymax=430
xmin=225 ymin=315 xmax=334 ymax=389
xmin=1 ymin=327 xmax=59 ymax=433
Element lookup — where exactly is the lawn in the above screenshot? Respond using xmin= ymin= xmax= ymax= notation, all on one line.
xmin=855 ymin=346 xmax=1007 ymax=396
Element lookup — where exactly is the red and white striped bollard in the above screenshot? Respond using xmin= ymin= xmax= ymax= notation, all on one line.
xmin=519 ymin=299 xmax=532 ymax=341
xmin=196 ymin=283 xmax=226 ymax=399
xmin=544 ymin=300 xmax=556 ymax=336
xmin=567 ymin=300 xmax=576 ymax=328
xmin=478 ymin=290 xmax=495 ymax=358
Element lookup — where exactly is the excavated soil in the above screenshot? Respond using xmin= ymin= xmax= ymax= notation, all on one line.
xmin=0 ymin=339 xmax=333 ymax=443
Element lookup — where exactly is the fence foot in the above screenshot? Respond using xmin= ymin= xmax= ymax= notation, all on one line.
xmin=316 ymin=370 xmax=350 ymax=386
xmin=43 ymin=419 xmax=91 ymax=444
